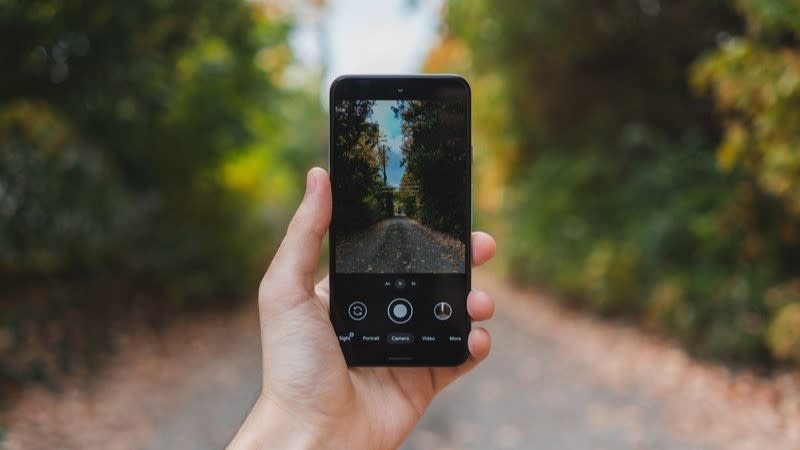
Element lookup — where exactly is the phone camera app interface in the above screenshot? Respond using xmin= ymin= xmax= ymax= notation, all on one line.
xmin=331 ymin=86 xmax=470 ymax=366
xmin=333 ymin=99 xmax=468 ymax=272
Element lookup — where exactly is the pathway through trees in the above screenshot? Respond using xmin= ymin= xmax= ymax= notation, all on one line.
xmin=335 ymin=217 xmax=465 ymax=273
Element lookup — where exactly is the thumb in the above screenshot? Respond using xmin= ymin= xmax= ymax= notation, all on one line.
xmin=264 ymin=167 xmax=331 ymax=292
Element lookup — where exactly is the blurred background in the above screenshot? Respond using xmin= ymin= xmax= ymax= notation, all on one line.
xmin=3 ymin=0 xmax=800 ymax=448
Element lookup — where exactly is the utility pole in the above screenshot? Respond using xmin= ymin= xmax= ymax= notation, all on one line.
xmin=377 ymin=142 xmax=392 ymax=214
xmin=378 ymin=143 xmax=389 ymax=185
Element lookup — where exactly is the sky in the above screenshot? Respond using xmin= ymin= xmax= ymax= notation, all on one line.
xmin=289 ymin=0 xmax=444 ymax=96
xmin=370 ymin=100 xmax=405 ymax=187
xmin=288 ymin=0 xmax=442 ymax=187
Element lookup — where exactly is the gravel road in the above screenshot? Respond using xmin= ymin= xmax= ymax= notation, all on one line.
xmin=335 ymin=217 xmax=465 ymax=273
xmin=403 ymin=317 xmax=699 ymax=450
xmin=137 ymin=276 xmax=726 ymax=450
xmin=5 ymin=273 xmax=799 ymax=450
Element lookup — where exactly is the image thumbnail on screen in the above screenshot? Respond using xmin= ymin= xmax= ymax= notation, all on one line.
xmin=333 ymin=99 xmax=468 ymax=274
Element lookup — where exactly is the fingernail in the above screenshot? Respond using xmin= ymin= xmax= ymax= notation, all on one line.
xmin=306 ymin=169 xmax=317 ymax=194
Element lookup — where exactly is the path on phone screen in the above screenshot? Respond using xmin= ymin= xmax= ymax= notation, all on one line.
xmin=3 ymin=273 xmax=800 ymax=449
xmin=335 ymin=216 xmax=465 ymax=273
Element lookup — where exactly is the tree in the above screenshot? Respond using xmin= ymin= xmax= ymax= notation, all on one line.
xmin=441 ymin=0 xmax=800 ymax=364
xmin=446 ymin=0 xmax=742 ymax=167
xmin=0 ymin=0 xmax=290 ymax=281
xmin=398 ymin=100 xmax=468 ymax=237
xmin=332 ymin=100 xmax=387 ymax=231
xmin=693 ymin=0 xmax=800 ymax=363
xmin=397 ymin=170 xmax=420 ymax=217
xmin=0 ymin=0 xmax=303 ymax=383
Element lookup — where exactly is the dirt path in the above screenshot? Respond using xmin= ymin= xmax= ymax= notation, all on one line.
xmin=3 ymin=272 xmax=800 ymax=449
xmin=335 ymin=217 xmax=465 ymax=273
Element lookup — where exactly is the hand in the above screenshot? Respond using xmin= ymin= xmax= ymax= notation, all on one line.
xmin=228 ymin=168 xmax=496 ymax=450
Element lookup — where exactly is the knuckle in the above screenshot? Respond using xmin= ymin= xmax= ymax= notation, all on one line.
xmin=259 ymin=267 xmax=309 ymax=306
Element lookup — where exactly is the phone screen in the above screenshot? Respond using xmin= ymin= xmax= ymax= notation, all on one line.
xmin=329 ymin=76 xmax=471 ymax=366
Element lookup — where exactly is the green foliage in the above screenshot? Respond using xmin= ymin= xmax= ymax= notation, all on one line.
xmin=768 ymin=304 xmax=800 ymax=361
xmin=736 ymin=0 xmax=800 ymax=34
xmin=1 ymin=0 xmax=289 ymax=280
xmin=0 ymin=0 xmax=320 ymax=381
xmin=691 ymin=0 xmax=800 ymax=363
xmin=446 ymin=0 xmax=800 ymax=364
xmin=0 ymin=102 xmax=139 ymax=271
xmin=398 ymin=100 xmax=468 ymax=236
xmin=398 ymin=171 xmax=421 ymax=218
xmin=332 ymin=100 xmax=390 ymax=232
xmin=693 ymin=2 xmax=800 ymax=215
xmin=446 ymin=0 xmax=741 ymax=165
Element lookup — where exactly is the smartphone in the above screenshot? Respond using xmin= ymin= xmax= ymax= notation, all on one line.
xmin=329 ymin=75 xmax=471 ymax=366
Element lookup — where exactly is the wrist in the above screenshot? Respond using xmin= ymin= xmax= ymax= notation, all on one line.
xmin=228 ymin=394 xmax=329 ymax=450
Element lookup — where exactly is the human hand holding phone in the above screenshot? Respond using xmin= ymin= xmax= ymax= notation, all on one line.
xmin=228 ymin=168 xmax=495 ymax=450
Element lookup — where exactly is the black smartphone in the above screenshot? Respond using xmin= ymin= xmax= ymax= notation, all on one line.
xmin=329 ymin=75 xmax=471 ymax=366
